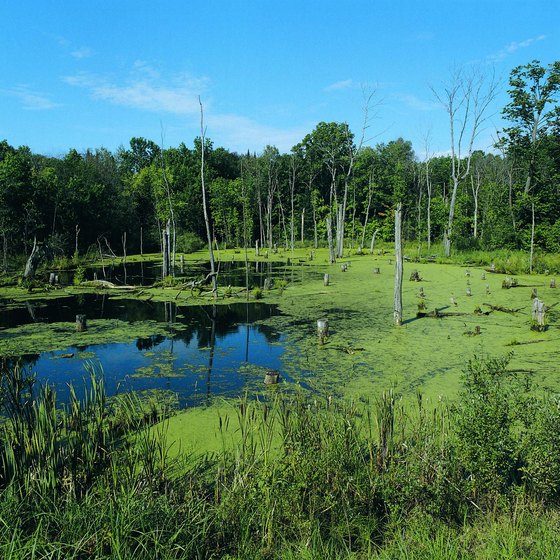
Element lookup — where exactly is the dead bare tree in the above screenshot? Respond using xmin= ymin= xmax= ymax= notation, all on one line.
xmin=432 ymin=66 xmax=498 ymax=256
xmin=394 ymin=203 xmax=403 ymax=326
xmin=199 ymin=97 xmax=217 ymax=296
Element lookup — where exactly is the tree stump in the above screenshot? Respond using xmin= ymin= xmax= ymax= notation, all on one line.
xmin=76 ymin=314 xmax=87 ymax=332
xmin=264 ymin=369 xmax=280 ymax=385
xmin=263 ymin=278 xmax=273 ymax=291
xmin=409 ymin=270 xmax=422 ymax=282
xmin=323 ymin=273 xmax=330 ymax=286
xmin=49 ymin=272 xmax=56 ymax=285
xmin=341 ymin=263 xmax=348 ymax=272
xmin=531 ymin=298 xmax=546 ymax=331
xmin=317 ymin=318 xmax=329 ymax=344
xmin=551 ymin=279 xmax=556 ymax=289
xmin=372 ymin=267 xmax=380 ymax=274
xmin=531 ymin=288 xmax=538 ymax=299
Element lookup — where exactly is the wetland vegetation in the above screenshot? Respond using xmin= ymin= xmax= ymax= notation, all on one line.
xmin=1 ymin=58 xmax=560 ymax=557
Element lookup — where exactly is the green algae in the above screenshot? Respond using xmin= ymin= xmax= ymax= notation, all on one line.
xmin=2 ymin=247 xmax=559 ymax=409
xmin=0 ymin=318 xmax=176 ymax=357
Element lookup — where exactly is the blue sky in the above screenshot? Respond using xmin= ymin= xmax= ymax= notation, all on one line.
xmin=1 ymin=1 xmax=558 ymax=158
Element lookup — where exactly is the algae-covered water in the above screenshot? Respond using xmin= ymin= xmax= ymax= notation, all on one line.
xmin=0 ymin=299 xmax=288 ymax=406
xmin=2 ymin=250 xmax=559 ymax=410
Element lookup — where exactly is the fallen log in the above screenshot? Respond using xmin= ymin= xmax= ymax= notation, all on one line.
xmin=483 ymin=303 xmax=523 ymax=314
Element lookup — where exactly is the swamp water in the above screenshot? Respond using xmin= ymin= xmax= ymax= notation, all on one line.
xmin=0 ymin=296 xmax=290 ymax=407
xmin=55 ymin=259 xmax=310 ymax=288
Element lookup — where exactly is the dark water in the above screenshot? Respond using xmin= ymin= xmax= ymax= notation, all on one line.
xmin=53 ymin=259 xmax=308 ymax=288
xmin=1 ymin=298 xmax=290 ymax=406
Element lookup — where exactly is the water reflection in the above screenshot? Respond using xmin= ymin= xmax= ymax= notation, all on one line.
xmin=1 ymin=300 xmax=286 ymax=407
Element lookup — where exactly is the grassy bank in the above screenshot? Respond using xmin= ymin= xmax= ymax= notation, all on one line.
xmin=2 ymin=355 xmax=560 ymax=558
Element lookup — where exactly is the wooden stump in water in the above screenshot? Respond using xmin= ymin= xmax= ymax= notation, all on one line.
xmin=264 ymin=369 xmax=280 ymax=385
xmin=372 ymin=267 xmax=380 ymax=274
xmin=263 ymin=278 xmax=272 ymax=291
xmin=531 ymin=298 xmax=546 ymax=331
xmin=76 ymin=314 xmax=87 ymax=332
xmin=409 ymin=270 xmax=422 ymax=282
xmin=323 ymin=273 xmax=330 ymax=286
xmin=551 ymin=279 xmax=556 ymax=289
xmin=317 ymin=318 xmax=329 ymax=344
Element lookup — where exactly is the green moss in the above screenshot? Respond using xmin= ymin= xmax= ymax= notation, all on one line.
xmin=0 ymin=319 xmax=176 ymax=357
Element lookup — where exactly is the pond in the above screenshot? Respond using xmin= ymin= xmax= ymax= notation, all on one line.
xmin=52 ymin=258 xmax=316 ymax=288
xmin=0 ymin=297 xmax=291 ymax=407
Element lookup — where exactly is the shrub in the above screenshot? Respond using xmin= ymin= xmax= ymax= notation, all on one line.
xmin=453 ymin=354 xmax=525 ymax=502
xmin=176 ymin=232 xmax=205 ymax=254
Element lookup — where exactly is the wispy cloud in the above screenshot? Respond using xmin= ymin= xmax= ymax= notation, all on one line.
xmin=488 ymin=35 xmax=546 ymax=62
xmin=64 ymin=66 xmax=208 ymax=115
xmin=399 ymin=94 xmax=439 ymax=112
xmin=71 ymin=47 xmax=94 ymax=59
xmin=1 ymin=85 xmax=60 ymax=110
xmin=324 ymin=79 xmax=354 ymax=92
xmin=206 ymin=112 xmax=309 ymax=153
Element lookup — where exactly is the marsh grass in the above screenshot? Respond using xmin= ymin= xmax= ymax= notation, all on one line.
xmin=2 ymin=356 xmax=560 ymax=557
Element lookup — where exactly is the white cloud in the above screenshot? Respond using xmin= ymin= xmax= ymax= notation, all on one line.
xmin=64 ymin=69 xmax=207 ymax=115
xmin=1 ymin=85 xmax=60 ymax=110
xmin=64 ymin=63 xmax=310 ymax=152
xmin=399 ymin=94 xmax=439 ymax=112
xmin=71 ymin=47 xmax=94 ymax=59
xmin=205 ymin=112 xmax=309 ymax=153
xmin=488 ymin=34 xmax=546 ymax=62
xmin=324 ymin=79 xmax=354 ymax=92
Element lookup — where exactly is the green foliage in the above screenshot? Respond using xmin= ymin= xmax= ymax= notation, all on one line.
xmin=73 ymin=264 xmax=85 ymax=285
xmin=175 ymin=231 xmax=204 ymax=253
xmin=252 ymin=286 xmax=263 ymax=299
xmin=453 ymin=354 xmax=523 ymax=500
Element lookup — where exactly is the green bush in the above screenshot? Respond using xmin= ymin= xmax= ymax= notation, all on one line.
xmin=176 ymin=232 xmax=205 ymax=254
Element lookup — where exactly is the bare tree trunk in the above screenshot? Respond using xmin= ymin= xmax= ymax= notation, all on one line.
xmin=23 ymin=237 xmax=47 ymax=281
xmin=75 ymin=224 xmax=80 ymax=257
xmin=326 ymin=215 xmax=335 ymax=264
xmin=199 ymin=98 xmax=217 ymax=296
xmin=361 ymin=169 xmax=374 ymax=250
xmin=290 ymin=155 xmax=296 ymax=252
xmin=529 ymin=202 xmax=535 ymax=274
xmin=370 ymin=228 xmax=379 ymax=254
xmin=470 ymin=170 xmax=481 ymax=238
xmin=300 ymin=208 xmax=305 ymax=245
xmin=162 ymin=222 xmax=169 ymax=279
xmin=394 ymin=203 xmax=403 ymax=326
xmin=432 ymin=67 xmax=498 ymax=257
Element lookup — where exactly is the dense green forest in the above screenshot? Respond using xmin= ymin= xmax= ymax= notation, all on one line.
xmin=1 ymin=60 xmax=559 ymax=270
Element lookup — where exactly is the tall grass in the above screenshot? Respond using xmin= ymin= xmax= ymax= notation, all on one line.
xmin=2 ymin=356 xmax=560 ymax=557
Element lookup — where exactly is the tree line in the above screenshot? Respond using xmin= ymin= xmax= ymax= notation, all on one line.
xmin=1 ymin=60 xmax=559 ymax=270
